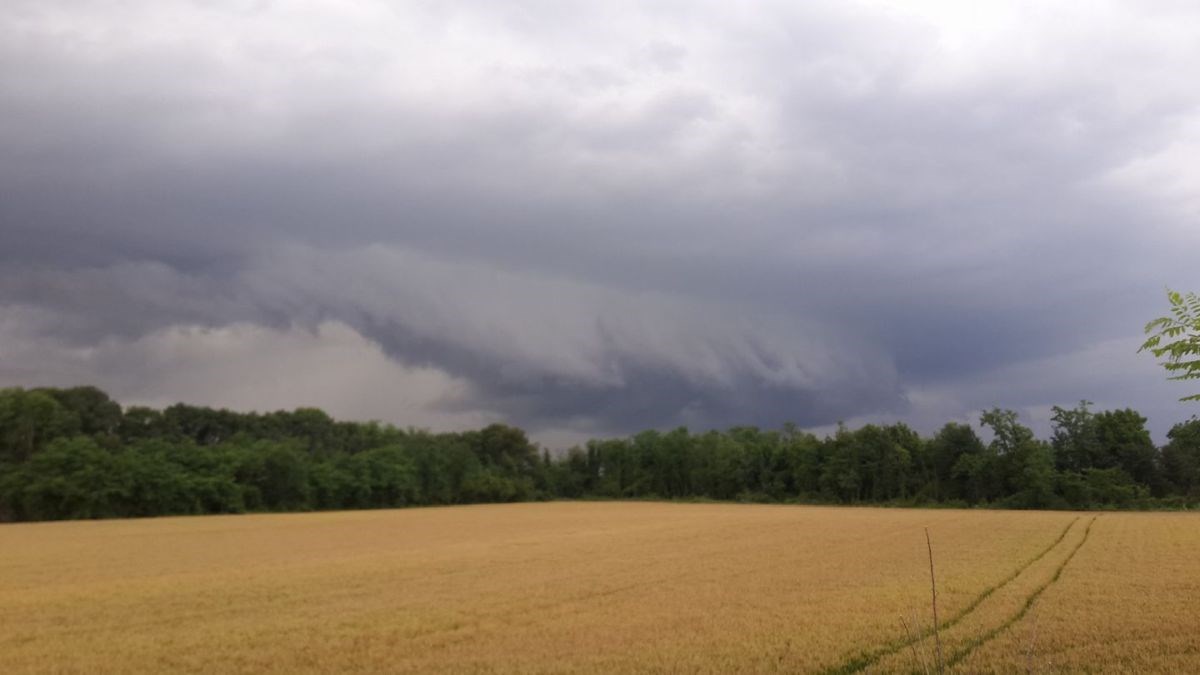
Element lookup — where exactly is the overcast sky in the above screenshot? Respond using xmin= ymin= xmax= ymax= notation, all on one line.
xmin=2 ymin=0 xmax=1198 ymax=447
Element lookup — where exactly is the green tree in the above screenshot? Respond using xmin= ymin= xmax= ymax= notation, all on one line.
xmin=1140 ymin=289 xmax=1200 ymax=401
xmin=42 ymin=386 xmax=122 ymax=438
xmin=1050 ymin=401 xmax=1100 ymax=472
xmin=119 ymin=406 xmax=164 ymax=441
xmin=1161 ymin=419 xmax=1200 ymax=499
xmin=691 ymin=432 xmax=743 ymax=500
xmin=286 ymin=408 xmax=336 ymax=456
xmin=981 ymin=409 xmax=1057 ymax=508
xmin=0 ymin=388 xmax=77 ymax=462
xmin=8 ymin=437 xmax=128 ymax=520
xmin=780 ymin=425 xmax=823 ymax=499
xmin=353 ymin=444 xmax=421 ymax=507
xmin=952 ymin=452 xmax=995 ymax=505
xmin=116 ymin=441 xmax=202 ymax=516
xmin=853 ymin=424 xmax=912 ymax=501
xmin=1094 ymin=409 xmax=1159 ymax=491
xmin=1014 ymin=440 xmax=1058 ymax=508
xmin=821 ymin=424 xmax=862 ymax=503
xmin=928 ymin=422 xmax=986 ymax=501
xmin=728 ymin=426 xmax=777 ymax=500
xmin=1083 ymin=467 xmax=1144 ymax=507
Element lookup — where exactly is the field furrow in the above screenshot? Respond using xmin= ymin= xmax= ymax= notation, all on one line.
xmin=954 ymin=513 xmax=1200 ymax=673
xmin=824 ymin=516 xmax=1082 ymax=674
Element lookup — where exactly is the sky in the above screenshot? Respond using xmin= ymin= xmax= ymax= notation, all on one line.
xmin=2 ymin=0 xmax=1198 ymax=448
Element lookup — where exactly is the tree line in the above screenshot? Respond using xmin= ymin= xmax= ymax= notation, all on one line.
xmin=1 ymin=386 xmax=1198 ymax=521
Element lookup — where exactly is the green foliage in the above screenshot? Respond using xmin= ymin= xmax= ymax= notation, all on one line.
xmin=1051 ymin=401 xmax=1100 ymax=473
xmin=1052 ymin=401 xmax=1161 ymax=494
xmin=981 ymin=409 xmax=1058 ymax=508
xmin=1012 ymin=440 xmax=1058 ymax=509
xmin=821 ymin=424 xmax=863 ymax=503
xmin=1161 ymin=419 xmax=1200 ymax=498
xmin=238 ymin=442 xmax=312 ymax=510
xmin=928 ymin=422 xmax=985 ymax=501
xmin=1 ymin=386 xmax=1199 ymax=521
xmin=1140 ymin=289 xmax=1200 ymax=401
xmin=0 ymin=388 xmax=77 ymax=462
xmin=1094 ymin=409 xmax=1159 ymax=490
xmin=42 ymin=386 xmax=122 ymax=437
xmin=6 ymin=437 xmax=127 ymax=520
xmin=353 ymin=445 xmax=421 ymax=507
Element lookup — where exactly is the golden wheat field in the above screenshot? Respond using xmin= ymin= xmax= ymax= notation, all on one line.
xmin=0 ymin=503 xmax=1197 ymax=674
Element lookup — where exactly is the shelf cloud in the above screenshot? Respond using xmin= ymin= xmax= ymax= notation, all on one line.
xmin=3 ymin=0 xmax=1199 ymax=444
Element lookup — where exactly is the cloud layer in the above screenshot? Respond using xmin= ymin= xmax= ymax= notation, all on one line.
xmin=3 ymin=1 xmax=1199 ymax=443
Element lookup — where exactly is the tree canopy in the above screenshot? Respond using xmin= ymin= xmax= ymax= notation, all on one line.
xmin=2 ymin=385 xmax=1199 ymax=521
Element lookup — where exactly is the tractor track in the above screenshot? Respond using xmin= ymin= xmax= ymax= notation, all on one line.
xmin=943 ymin=516 xmax=1098 ymax=669
xmin=820 ymin=515 xmax=1082 ymax=675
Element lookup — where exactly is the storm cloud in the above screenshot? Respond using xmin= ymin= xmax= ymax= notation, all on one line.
xmin=2 ymin=0 xmax=1199 ymax=444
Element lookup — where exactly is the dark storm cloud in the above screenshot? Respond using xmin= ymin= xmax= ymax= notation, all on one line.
xmin=2 ymin=1 xmax=1199 ymax=440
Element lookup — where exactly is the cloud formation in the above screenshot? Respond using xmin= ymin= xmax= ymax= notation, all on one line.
xmin=2 ymin=0 xmax=1199 ymax=443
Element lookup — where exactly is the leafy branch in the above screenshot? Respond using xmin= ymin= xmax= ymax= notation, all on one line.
xmin=1140 ymin=289 xmax=1200 ymax=402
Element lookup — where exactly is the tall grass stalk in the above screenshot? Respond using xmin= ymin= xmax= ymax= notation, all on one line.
xmin=926 ymin=528 xmax=944 ymax=674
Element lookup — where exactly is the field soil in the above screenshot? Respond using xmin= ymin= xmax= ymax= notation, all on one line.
xmin=1 ymin=502 xmax=1197 ymax=673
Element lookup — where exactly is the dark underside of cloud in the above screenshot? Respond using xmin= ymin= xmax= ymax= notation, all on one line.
xmin=2 ymin=1 xmax=1199 ymax=441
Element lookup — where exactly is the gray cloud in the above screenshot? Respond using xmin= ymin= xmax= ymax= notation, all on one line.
xmin=2 ymin=0 xmax=1200 ymax=443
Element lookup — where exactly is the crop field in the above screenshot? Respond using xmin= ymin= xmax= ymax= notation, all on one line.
xmin=1 ymin=503 xmax=1198 ymax=673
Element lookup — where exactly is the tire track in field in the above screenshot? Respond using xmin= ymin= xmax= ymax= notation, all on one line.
xmin=820 ymin=516 xmax=1081 ymax=675
xmin=943 ymin=515 xmax=1098 ymax=670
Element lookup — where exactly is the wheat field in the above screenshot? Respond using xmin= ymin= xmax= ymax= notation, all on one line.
xmin=1 ymin=503 xmax=1197 ymax=673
